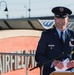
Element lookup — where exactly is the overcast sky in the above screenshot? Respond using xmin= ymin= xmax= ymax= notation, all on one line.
xmin=0 ymin=0 xmax=74 ymax=19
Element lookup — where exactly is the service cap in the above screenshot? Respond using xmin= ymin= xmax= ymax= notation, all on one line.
xmin=52 ymin=6 xmax=72 ymax=18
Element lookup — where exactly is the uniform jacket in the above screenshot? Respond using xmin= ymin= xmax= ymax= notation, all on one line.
xmin=35 ymin=26 xmax=74 ymax=75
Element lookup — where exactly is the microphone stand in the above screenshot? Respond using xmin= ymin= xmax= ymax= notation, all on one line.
xmin=30 ymin=49 xmax=74 ymax=75
xmin=30 ymin=40 xmax=74 ymax=75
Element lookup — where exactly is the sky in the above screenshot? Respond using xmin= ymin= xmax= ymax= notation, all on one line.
xmin=0 ymin=0 xmax=74 ymax=19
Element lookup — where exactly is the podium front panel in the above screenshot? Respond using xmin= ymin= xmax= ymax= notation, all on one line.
xmin=50 ymin=72 xmax=74 ymax=75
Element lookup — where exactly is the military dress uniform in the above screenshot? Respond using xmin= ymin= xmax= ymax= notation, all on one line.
xmin=35 ymin=6 xmax=74 ymax=75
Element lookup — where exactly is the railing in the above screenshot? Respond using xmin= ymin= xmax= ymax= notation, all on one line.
xmin=0 ymin=51 xmax=36 ymax=75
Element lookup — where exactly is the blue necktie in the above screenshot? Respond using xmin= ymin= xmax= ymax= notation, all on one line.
xmin=60 ymin=32 xmax=64 ymax=51
xmin=61 ymin=32 xmax=64 ymax=44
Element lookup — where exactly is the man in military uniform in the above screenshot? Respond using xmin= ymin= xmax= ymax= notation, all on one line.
xmin=35 ymin=6 xmax=74 ymax=75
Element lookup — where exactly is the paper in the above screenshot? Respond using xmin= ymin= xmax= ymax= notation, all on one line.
xmin=54 ymin=58 xmax=70 ymax=71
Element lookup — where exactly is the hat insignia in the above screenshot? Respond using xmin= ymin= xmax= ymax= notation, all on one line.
xmin=59 ymin=7 xmax=64 ymax=12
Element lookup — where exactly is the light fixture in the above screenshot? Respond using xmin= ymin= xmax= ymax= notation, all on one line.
xmin=0 ymin=0 xmax=8 ymax=11
xmin=4 ymin=6 xmax=8 ymax=11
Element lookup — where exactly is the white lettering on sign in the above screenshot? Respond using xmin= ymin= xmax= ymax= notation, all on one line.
xmin=0 ymin=50 xmax=36 ymax=74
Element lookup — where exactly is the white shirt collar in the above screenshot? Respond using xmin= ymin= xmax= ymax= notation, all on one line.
xmin=56 ymin=27 xmax=66 ymax=36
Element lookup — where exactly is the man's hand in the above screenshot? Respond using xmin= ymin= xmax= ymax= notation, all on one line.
xmin=52 ymin=60 xmax=64 ymax=69
xmin=66 ymin=60 xmax=74 ymax=69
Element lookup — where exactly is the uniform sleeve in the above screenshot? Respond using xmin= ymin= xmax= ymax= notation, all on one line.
xmin=35 ymin=31 xmax=53 ymax=67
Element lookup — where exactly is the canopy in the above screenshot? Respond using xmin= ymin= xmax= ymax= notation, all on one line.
xmin=0 ymin=18 xmax=74 ymax=30
xmin=0 ymin=19 xmax=44 ymax=30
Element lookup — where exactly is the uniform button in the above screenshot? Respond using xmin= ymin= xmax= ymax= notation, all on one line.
xmin=62 ymin=52 xmax=64 ymax=54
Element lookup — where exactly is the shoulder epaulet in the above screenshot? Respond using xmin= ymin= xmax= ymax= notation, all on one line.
xmin=43 ymin=27 xmax=54 ymax=34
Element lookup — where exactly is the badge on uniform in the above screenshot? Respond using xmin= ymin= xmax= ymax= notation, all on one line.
xmin=48 ymin=44 xmax=55 ymax=49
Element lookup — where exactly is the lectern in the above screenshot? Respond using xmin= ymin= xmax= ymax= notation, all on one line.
xmin=50 ymin=72 xmax=74 ymax=75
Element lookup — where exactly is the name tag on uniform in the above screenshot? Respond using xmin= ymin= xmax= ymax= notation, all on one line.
xmin=48 ymin=44 xmax=55 ymax=49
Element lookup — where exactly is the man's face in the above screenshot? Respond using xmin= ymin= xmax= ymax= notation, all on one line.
xmin=54 ymin=17 xmax=69 ymax=29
